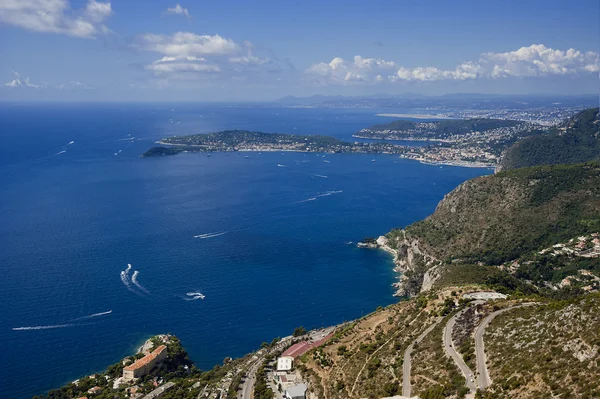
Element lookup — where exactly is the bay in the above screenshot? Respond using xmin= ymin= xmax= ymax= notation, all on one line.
xmin=0 ymin=103 xmax=488 ymax=398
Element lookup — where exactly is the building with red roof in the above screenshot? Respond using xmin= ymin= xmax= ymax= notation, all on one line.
xmin=123 ymin=345 xmax=167 ymax=381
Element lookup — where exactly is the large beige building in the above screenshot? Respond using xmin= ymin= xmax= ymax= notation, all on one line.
xmin=123 ymin=345 xmax=168 ymax=381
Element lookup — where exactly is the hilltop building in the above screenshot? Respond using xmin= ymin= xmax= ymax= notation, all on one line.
xmin=276 ymin=355 xmax=294 ymax=371
xmin=123 ymin=345 xmax=168 ymax=381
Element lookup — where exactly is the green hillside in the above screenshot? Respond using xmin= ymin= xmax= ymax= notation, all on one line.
xmin=393 ymin=162 xmax=600 ymax=265
xmin=501 ymin=108 xmax=600 ymax=170
xmin=360 ymin=118 xmax=522 ymax=139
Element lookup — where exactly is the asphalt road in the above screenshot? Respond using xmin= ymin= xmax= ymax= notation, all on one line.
xmin=402 ymin=318 xmax=442 ymax=398
xmin=443 ymin=308 xmax=477 ymax=394
xmin=475 ymin=303 xmax=536 ymax=390
xmin=240 ymin=360 xmax=260 ymax=399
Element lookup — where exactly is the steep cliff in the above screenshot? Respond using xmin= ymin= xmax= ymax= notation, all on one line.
xmin=387 ymin=162 xmax=600 ymax=294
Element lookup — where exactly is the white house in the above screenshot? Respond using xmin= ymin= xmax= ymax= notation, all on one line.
xmin=285 ymin=383 xmax=307 ymax=399
xmin=277 ymin=356 xmax=294 ymax=371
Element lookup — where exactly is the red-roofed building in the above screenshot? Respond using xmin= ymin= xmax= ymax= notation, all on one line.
xmin=277 ymin=333 xmax=334 ymax=371
xmin=123 ymin=345 xmax=168 ymax=381
xmin=282 ymin=342 xmax=312 ymax=358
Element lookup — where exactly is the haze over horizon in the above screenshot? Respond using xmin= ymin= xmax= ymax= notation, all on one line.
xmin=1 ymin=0 xmax=598 ymax=102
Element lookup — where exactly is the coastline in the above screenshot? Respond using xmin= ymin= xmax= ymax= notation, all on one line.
xmin=352 ymin=134 xmax=452 ymax=143
xmin=358 ymin=236 xmax=406 ymax=297
xmin=376 ymin=113 xmax=455 ymax=120
xmin=415 ymin=159 xmax=496 ymax=169
xmin=379 ymin=243 xmax=407 ymax=297
xmin=154 ymin=140 xmax=495 ymax=169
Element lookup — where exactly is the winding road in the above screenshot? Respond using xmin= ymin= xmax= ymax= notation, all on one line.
xmin=443 ymin=308 xmax=477 ymax=394
xmin=402 ymin=318 xmax=443 ymax=398
xmin=474 ymin=303 xmax=536 ymax=390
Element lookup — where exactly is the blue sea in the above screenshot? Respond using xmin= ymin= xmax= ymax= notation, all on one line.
xmin=0 ymin=103 xmax=488 ymax=398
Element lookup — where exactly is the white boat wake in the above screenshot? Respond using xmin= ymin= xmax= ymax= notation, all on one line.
xmin=131 ymin=271 xmax=150 ymax=294
xmin=13 ymin=324 xmax=74 ymax=331
xmin=292 ymin=197 xmax=317 ymax=204
xmin=292 ymin=190 xmax=342 ymax=205
xmin=14 ymin=310 xmax=112 ymax=331
xmin=317 ymin=190 xmax=342 ymax=197
xmin=120 ymin=264 xmax=146 ymax=296
xmin=70 ymin=310 xmax=112 ymax=321
xmin=193 ymin=231 xmax=228 ymax=239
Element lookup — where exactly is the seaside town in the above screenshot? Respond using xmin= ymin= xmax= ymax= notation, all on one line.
xmin=151 ymin=104 xmax=591 ymax=168
xmin=145 ymin=130 xmax=407 ymax=157
xmin=355 ymin=120 xmax=548 ymax=167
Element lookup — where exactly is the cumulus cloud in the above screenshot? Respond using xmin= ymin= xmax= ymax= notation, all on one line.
xmin=166 ymin=4 xmax=190 ymax=18
xmin=3 ymin=72 xmax=96 ymax=89
xmin=0 ymin=0 xmax=112 ymax=38
xmin=306 ymin=56 xmax=397 ymax=83
xmin=134 ymin=32 xmax=273 ymax=80
xmin=135 ymin=32 xmax=240 ymax=57
xmin=4 ymin=72 xmax=42 ymax=88
xmin=307 ymin=44 xmax=599 ymax=85
xmin=145 ymin=56 xmax=220 ymax=73
xmin=480 ymin=44 xmax=599 ymax=78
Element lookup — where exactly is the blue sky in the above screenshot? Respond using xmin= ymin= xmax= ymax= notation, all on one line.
xmin=1 ymin=0 xmax=598 ymax=101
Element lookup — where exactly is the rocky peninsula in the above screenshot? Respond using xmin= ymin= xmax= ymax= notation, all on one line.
xmin=142 ymin=130 xmax=407 ymax=157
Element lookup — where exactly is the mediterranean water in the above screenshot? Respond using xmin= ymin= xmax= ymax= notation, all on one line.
xmin=0 ymin=103 xmax=489 ymax=398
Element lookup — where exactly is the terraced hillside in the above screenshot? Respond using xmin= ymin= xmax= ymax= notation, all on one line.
xmin=297 ymin=290 xmax=599 ymax=399
xmin=481 ymin=295 xmax=600 ymax=399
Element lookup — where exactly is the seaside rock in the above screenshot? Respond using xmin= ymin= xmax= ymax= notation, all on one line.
xmin=376 ymin=236 xmax=389 ymax=246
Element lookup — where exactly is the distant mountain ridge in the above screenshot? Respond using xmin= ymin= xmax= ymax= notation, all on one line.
xmin=500 ymin=107 xmax=600 ymax=170
xmin=274 ymin=93 xmax=598 ymax=109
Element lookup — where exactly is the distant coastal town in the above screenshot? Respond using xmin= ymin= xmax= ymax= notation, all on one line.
xmin=143 ymin=116 xmax=554 ymax=168
xmin=142 ymin=130 xmax=407 ymax=158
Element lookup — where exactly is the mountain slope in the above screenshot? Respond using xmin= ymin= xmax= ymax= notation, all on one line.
xmin=357 ymin=118 xmax=522 ymax=140
xmin=391 ymin=162 xmax=600 ymax=266
xmin=500 ymin=107 xmax=600 ymax=170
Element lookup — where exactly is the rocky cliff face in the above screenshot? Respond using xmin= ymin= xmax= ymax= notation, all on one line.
xmin=386 ymin=231 xmax=441 ymax=296
xmin=387 ymin=162 xmax=600 ymax=296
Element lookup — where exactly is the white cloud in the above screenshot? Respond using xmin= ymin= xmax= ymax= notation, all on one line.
xmin=134 ymin=32 xmax=273 ymax=80
xmin=0 ymin=0 xmax=112 ymax=38
xmin=307 ymin=44 xmax=599 ymax=85
xmin=135 ymin=32 xmax=240 ymax=57
xmin=86 ymin=0 xmax=112 ymax=22
xmin=479 ymin=44 xmax=599 ymax=78
xmin=4 ymin=72 xmax=42 ymax=88
xmin=166 ymin=4 xmax=190 ymax=18
xmin=145 ymin=56 xmax=220 ymax=73
xmin=4 ymin=72 xmax=95 ymax=89
xmin=306 ymin=56 xmax=397 ymax=83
